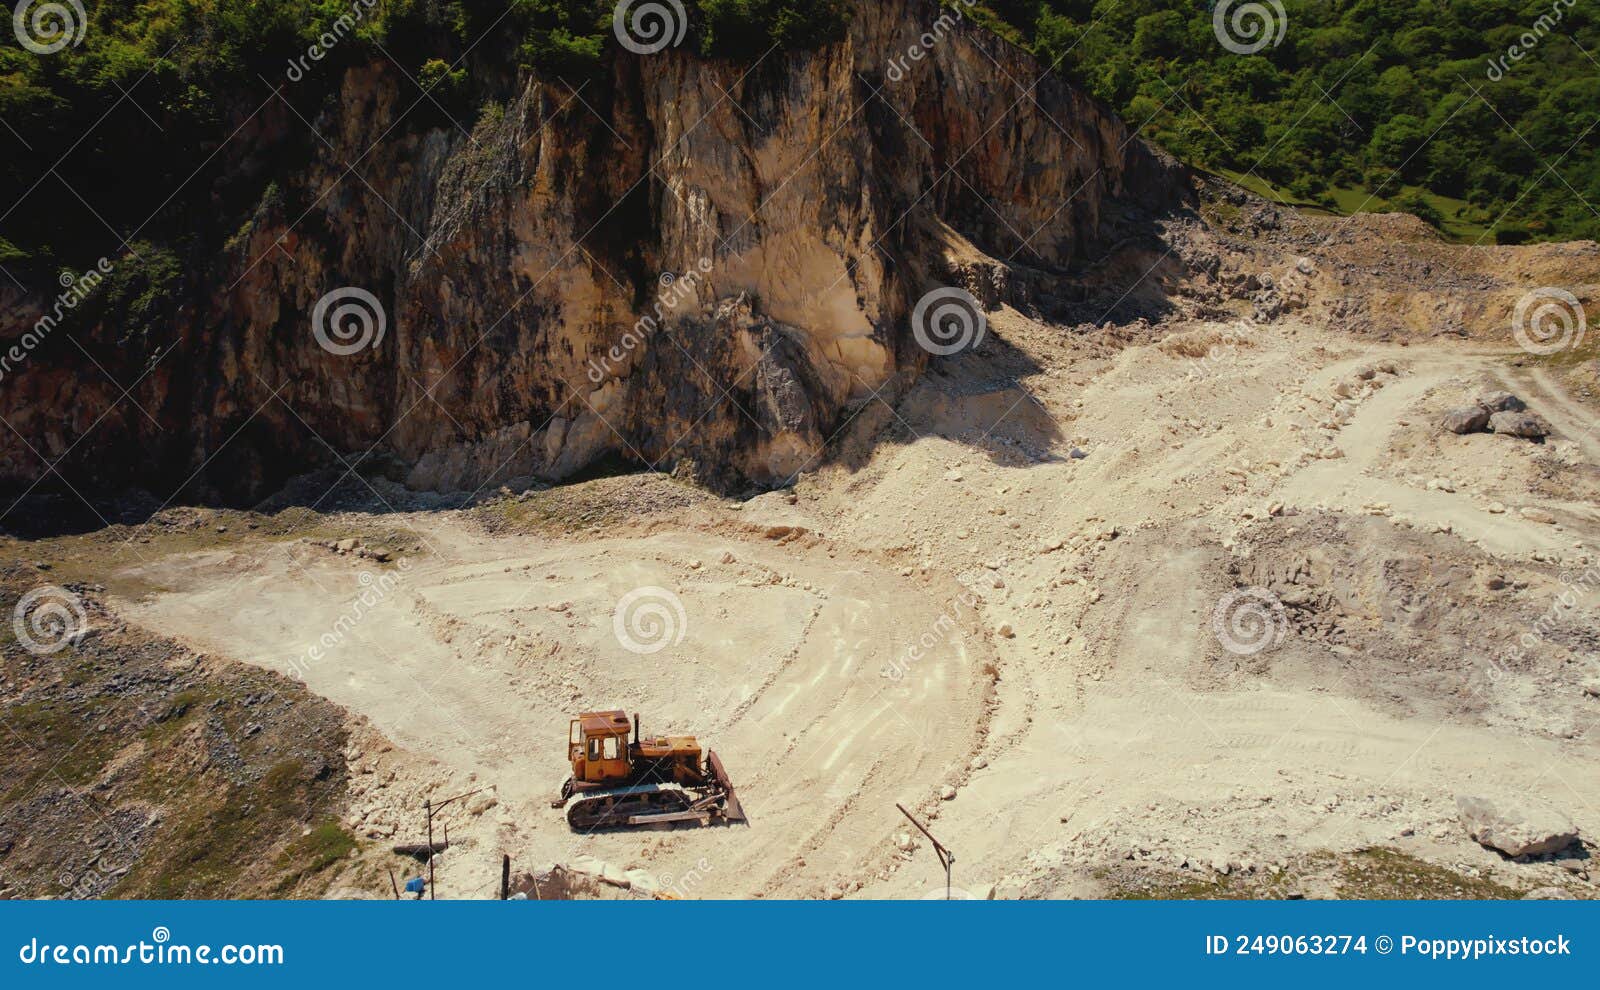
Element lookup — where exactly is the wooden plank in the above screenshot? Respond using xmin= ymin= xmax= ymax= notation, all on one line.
xmin=627 ymin=810 xmax=710 ymax=825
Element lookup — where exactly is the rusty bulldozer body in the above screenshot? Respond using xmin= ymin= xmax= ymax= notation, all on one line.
xmin=552 ymin=711 xmax=746 ymax=830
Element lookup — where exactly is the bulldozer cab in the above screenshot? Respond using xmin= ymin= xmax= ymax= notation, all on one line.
xmin=569 ymin=710 xmax=633 ymax=784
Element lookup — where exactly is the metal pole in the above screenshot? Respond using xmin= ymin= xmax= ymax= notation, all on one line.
xmin=425 ymin=799 xmax=434 ymax=900
xmin=896 ymin=803 xmax=956 ymax=899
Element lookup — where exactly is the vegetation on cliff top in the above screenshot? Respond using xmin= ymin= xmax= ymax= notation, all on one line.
xmin=0 ymin=0 xmax=852 ymax=270
xmin=1 ymin=0 xmax=1596 ymax=275
xmin=977 ymin=0 xmax=1600 ymax=245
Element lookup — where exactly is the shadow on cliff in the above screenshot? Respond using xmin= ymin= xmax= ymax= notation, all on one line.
xmin=816 ymin=224 xmax=1198 ymax=481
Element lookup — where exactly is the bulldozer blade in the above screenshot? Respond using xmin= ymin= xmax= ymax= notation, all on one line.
xmin=707 ymin=750 xmax=747 ymax=823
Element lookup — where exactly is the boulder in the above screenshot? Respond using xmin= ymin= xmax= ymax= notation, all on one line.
xmin=1477 ymin=391 xmax=1526 ymax=413
xmin=1456 ymin=795 xmax=1579 ymax=857
xmin=1442 ymin=406 xmax=1490 ymax=434
xmin=1488 ymin=411 xmax=1550 ymax=439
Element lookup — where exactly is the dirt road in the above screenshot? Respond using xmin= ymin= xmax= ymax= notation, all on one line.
xmin=116 ymin=308 xmax=1600 ymax=899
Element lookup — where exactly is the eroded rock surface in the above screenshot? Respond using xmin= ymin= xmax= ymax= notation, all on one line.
xmin=0 ymin=0 xmax=1189 ymax=502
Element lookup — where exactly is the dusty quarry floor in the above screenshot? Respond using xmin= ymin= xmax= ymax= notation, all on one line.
xmin=106 ymin=303 xmax=1600 ymax=899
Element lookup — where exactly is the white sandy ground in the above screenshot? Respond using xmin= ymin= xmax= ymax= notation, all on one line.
xmin=116 ymin=310 xmax=1600 ymax=898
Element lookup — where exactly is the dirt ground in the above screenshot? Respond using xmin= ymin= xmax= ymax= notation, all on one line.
xmin=103 ymin=245 xmax=1600 ymax=898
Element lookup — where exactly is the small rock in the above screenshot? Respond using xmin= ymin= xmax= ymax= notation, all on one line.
xmin=1522 ymin=886 xmax=1574 ymax=900
xmin=1456 ymin=795 xmax=1580 ymax=857
xmin=939 ymin=784 xmax=958 ymax=801
xmin=1442 ymin=406 xmax=1490 ymax=434
xmin=1477 ymin=391 xmax=1526 ymax=413
xmin=996 ymin=623 xmax=1015 ymax=639
xmin=1488 ymin=411 xmax=1550 ymax=439
xmin=1519 ymin=507 xmax=1556 ymax=525
xmin=335 ymin=538 xmax=359 ymax=552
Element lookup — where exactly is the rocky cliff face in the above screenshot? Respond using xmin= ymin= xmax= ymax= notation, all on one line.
xmin=0 ymin=0 xmax=1191 ymax=506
